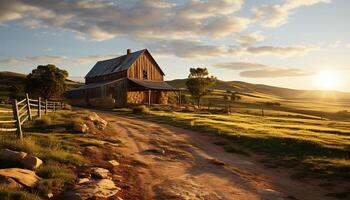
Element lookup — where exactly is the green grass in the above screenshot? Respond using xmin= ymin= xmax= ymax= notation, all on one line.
xmin=113 ymin=108 xmax=350 ymax=181
xmin=0 ymin=110 xmax=91 ymax=199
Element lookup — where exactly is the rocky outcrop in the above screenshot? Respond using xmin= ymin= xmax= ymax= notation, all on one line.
xmin=87 ymin=112 xmax=107 ymax=130
xmin=0 ymin=168 xmax=41 ymax=187
xmin=60 ymin=179 xmax=120 ymax=200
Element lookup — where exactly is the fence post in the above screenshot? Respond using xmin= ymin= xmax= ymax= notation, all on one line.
xmin=38 ymin=97 xmax=41 ymax=119
xmin=53 ymin=102 xmax=56 ymax=112
xmin=45 ymin=99 xmax=48 ymax=115
xmin=12 ymin=99 xmax=23 ymax=139
xmin=26 ymin=93 xmax=32 ymax=120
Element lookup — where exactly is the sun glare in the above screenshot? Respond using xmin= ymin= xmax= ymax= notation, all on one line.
xmin=314 ymin=70 xmax=339 ymax=90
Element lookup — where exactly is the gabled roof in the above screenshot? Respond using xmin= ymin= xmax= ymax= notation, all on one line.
xmin=85 ymin=49 xmax=164 ymax=78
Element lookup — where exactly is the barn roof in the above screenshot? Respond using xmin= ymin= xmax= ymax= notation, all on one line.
xmin=128 ymin=78 xmax=179 ymax=91
xmin=85 ymin=49 xmax=164 ymax=78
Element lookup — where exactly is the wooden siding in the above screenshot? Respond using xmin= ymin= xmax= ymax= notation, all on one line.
xmin=127 ymin=53 xmax=164 ymax=81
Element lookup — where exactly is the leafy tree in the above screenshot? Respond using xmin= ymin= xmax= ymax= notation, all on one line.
xmin=186 ymin=68 xmax=216 ymax=108
xmin=26 ymin=64 xmax=68 ymax=99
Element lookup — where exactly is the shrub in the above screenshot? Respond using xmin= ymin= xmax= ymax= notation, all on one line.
xmin=132 ymin=105 xmax=150 ymax=114
xmin=33 ymin=117 xmax=52 ymax=128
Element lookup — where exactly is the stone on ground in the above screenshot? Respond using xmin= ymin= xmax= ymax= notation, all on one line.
xmin=73 ymin=122 xmax=89 ymax=133
xmin=0 ymin=176 xmax=22 ymax=189
xmin=91 ymin=167 xmax=110 ymax=179
xmin=60 ymin=179 xmax=120 ymax=199
xmin=0 ymin=168 xmax=41 ymax=187
xmin=21 ymin=154 xmax=43 ymax=170
xmin=0 ymin=149 xmax=27 ymax=163
xmin=87 ymin=112 xmax=107 ymax=130
xmin=108 ymin=160 xmax=120 ymax=167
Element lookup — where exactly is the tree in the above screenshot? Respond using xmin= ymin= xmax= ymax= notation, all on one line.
xmin=223 ymin=90 xmax=241 ymax=114
xmin=26 ymin=64 xmax=68 ymax=99
xmin=186 ymin=68 xmax=216 ymax=108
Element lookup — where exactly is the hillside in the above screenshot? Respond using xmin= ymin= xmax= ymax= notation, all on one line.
xmin=167 ymin=79 xmax=350 ymax=115
xmin=0 ymin=71 xmax=83 ymax=100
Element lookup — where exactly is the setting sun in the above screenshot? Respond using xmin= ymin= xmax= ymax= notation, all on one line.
xmin=314 ymin=70 xmax=339 ymax=90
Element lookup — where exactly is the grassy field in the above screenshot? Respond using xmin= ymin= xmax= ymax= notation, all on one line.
xmin=114 ymin=107 xmax=350 ymax=183
xmin=0 ymin=109 xmax=108 ymax=200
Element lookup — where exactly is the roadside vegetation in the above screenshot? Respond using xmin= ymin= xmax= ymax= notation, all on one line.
xmin=0 ymin=109 xmax=110 ymax=200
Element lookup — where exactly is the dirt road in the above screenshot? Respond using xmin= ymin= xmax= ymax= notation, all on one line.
xmin=95 ymin=111 xmax=337 ymax=200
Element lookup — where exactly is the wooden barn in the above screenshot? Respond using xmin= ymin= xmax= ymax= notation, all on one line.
xmin=65 ymin=49 xmax=179 ymax=108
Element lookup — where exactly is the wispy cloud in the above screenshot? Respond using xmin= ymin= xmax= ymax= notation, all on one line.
xmin=251 ymin=0 xmax=331 ymax=27
xmin=237 ymin=31 xmax=265 ymax=46
xmin=240 ymin=68 xmax=313 ymax=78
xmin=213 ymin=62 xmax=267 ymax=70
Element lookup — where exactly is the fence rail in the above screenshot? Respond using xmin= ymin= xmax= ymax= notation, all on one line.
xmin=0 ymin=93 xmax=64 ymax=139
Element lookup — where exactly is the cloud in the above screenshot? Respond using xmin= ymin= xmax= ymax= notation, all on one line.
xmin=148 ymin=39 xmax=318 ymax=58
xmin=252 ymin=0 xmax=331 ymax=27
xmin=213 ymin=62 xmax=267 ymax=70
xmin=240 ymin=68 xmax=313 ymax=78
xmin=0 ymin=54 xmax=119 ymax=67
xmin=243 ymin=45 xmax=319 ymax=56
xmin=0 ymin=0 xmax=249 ymax=41
xmin=147 ymin=39 xmax=226 ymax=58
xmin=237 ymin=31 xmax=265 ymax=46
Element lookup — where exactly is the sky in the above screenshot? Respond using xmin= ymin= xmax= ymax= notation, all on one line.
xmin=0 ymin=0 xmax=349 ymax=92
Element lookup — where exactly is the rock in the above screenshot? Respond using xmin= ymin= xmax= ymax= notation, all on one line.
xmin=78 ymin=178 xmax=90 ymax=184
xmin=104 ymin=136 xmax=122 ymax=144
xmin=0 ymin=168 xmax=41 ymax=187
xmin=73 ymin=122 xmax=89 ymax=133
xmin=87 ymin=112 xmax=107 ymax=130
xmin=21 ymin=155 xmax=43 ymax=170
xmin=108 ymin=160 xmax=120 ymax=167
xmin=0 ymin=176 xmax=22 ymax=189
xmin=0 ymin=149 xmax=27 ymax=163
xmin=91 ymin=167 xmax=110 ymax=179
xmin=47 ymin=192 xmax=54 ymax=198
xmin=60 ymin=179 xmax=120 ymax=199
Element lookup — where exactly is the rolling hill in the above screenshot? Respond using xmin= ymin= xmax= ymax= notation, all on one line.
xmin=0 ymin=71 xmax=83 ymax=100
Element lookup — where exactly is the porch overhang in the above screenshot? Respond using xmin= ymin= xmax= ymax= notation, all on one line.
xmin=127 ymin=78 xmax=180 ymax=91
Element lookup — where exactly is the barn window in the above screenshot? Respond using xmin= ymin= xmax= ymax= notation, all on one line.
xmin=143 ymin=70 xmax=148 ymax=80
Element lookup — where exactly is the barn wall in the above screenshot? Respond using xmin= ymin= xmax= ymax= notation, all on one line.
xmin=127 ymin=53 xmax=164 ymax=81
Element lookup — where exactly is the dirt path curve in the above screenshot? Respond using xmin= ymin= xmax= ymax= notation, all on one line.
xmin=96 ymin=111 xmax=334 ymax=200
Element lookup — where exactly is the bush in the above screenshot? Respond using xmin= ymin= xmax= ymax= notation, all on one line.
xmin=132 ymin=105 xmax=150 ymax=114
xmin=33 ymin=117 xmax=52 ymax=128
xmin=0 ymin=187 xmax=40 ymax=200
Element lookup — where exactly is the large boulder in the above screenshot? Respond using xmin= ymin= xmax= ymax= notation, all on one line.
xmin=0 ymin=168 xmax=41 ymax=187
xmin=0 ymin=149 xmax=27 ymax=163
xmin=21 ymin=155 xmax=43 ymax=170
xmin=73 ymin=122 xmax=89 ymax=133
xmin=60 ymin=179 xmax=120 ymax=200
xmin=87 ymin=112 xmax=107 ymax=130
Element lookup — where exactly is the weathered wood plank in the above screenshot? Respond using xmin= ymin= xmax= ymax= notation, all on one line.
xmin=0 ymin=128 xmax=17 ymax=132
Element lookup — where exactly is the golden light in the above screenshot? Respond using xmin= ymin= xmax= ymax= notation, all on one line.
xmin=314 ymin=70 xmax=339 ymax=90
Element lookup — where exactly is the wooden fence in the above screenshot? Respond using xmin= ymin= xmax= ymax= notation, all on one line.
xmin=0 ymin=94 xmax=64 ymax=139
